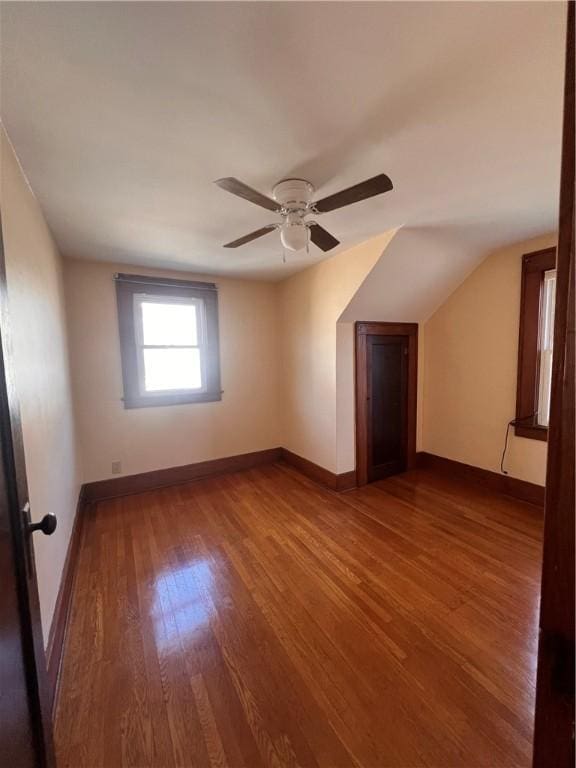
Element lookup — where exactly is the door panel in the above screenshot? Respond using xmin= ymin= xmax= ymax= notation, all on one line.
xmin=0 ymin=501 xmax=37 ymax=767
xmin=367 ymin=335 xmax=408 ymax=481
xmin=533 ymin=2 xmax=574 ymax=764
xmin=0 ymin=214 xmax=55 ymax=766
xmin=355 ymin=322 xmax=418 ymax=487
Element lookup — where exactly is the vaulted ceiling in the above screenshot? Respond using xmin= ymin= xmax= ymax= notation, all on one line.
xmin=0 ymin=1 xmax=565 ymax=280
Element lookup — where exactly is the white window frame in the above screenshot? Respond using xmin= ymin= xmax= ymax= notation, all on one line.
xmin=133 ymin=293 xmax=208 ymax=397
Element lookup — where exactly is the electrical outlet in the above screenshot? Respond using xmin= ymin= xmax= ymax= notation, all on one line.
xmin=111 ymin=460 xmax=122 ymax=475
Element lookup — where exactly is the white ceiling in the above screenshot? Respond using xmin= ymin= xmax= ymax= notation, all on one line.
xmin=0 ymin=1 xmax=565 ymax=280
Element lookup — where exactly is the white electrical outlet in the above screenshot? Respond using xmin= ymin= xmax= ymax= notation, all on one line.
xmin=111 ymin=460 xmax=122 ymax=475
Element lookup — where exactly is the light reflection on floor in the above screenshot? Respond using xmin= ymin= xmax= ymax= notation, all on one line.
xmin=151 ymin=557 xmax=215 ymax=652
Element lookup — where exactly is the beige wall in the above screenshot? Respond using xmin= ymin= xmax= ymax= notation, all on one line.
xmin=1 ymin=128 xmax=81 ymax=645
xmin=279 ymin=231 xmax=396 ymax=474
xmin=64 ymin=259 xmax=282 ymax=482
xmin=335 ymin=322 xmax=356 ymax=473
xmin=422 ymin=233 xmax=557 ymax=486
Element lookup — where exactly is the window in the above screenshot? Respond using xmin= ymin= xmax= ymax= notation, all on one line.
xmin=537 ymin=269 xmax=556 ymax=427
xmin=115 ymin=274 xmax=221 ymax=408
xmin=515 ymin=248 xmax=556 ymax=440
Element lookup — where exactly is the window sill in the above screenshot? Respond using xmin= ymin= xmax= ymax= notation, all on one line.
xmin=514 ymin=423 xmax=548 ymax=441
xmin=122 ymin=391 xmax=222 ymax=409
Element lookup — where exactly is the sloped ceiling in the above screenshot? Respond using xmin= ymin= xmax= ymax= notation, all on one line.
xmin=339 ymin=223 xmax=557 ymax=325
xmin=0 ymin=1 xmax=565 ymax=280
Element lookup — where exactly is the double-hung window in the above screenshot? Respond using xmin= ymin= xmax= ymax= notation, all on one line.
xmin=515 ymin=247 xmax=556 ymax=439
xmin=536 ymin=268 xmax=556 ymax=428
xmin=115 ymin=274 xmax=221 ymax=408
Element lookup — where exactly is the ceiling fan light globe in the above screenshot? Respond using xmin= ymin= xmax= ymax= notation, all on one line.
xmin=280 ymin=223 xmax=309 ymax=252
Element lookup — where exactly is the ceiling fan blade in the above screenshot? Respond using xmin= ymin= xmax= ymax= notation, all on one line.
xmin=314 ymin=174 xmax=393 ymax=213
xmin=215 ymin=177 xmax=279 ymax=212
xmin=223 ymin=225 xmax=277 ymax=248
xmin=309 ymin=223 xmax=340 ymax=252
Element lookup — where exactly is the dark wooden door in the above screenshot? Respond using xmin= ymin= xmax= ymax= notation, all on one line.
xmin=532 ymin=2 xmax=575 ymax=765
xmin=0 ymin=215 xmax=56 ymax=767
xmin=355 ymin=322 xmax=418 ymax=487
xmin=366 ymin=334 xmax=408 ymax=481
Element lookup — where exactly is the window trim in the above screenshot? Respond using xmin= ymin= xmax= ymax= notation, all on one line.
xmin=515 ymin=247 xmax=556 ymax=441
xmin=115 ymin=273 xmax=221 ymax=409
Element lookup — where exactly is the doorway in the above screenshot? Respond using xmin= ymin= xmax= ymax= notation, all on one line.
xmin=355 ymin=322 xmax=418 ymax=486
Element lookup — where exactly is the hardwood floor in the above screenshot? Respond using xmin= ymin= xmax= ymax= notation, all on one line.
xmin=55 ymin=463 xmax=543 ymax=768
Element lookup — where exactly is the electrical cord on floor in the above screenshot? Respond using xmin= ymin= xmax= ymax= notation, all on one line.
xmin=500 ymin=413 xmax=536 ymax=474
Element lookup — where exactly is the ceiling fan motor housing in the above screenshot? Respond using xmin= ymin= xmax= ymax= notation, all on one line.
xmin=273 ymin=179 xmax=315 ymax=251
xmin=272 ymin=178 xmax=315 ymax=211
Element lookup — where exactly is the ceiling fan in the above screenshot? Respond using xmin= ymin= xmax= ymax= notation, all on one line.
xmin=215 ymin=174 xmax=393 ymax=253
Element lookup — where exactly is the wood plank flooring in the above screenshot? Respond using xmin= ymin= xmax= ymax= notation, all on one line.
xmin=55 ymin=464 xmax=543 ymax=767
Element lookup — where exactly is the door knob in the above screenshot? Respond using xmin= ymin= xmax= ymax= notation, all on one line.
xmin=27 ymin=512 xmax=57 ymax=536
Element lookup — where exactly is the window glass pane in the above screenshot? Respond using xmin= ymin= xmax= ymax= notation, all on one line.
xmin=143 ymin=348 xmax=202 ymax=392
xmin=537 ymin=270 xmax=556 ymax=427
xmin=540 ymin=271 xmax=556 ymax=350
xmin=141 ymin=300 xmax=198 ymax=346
